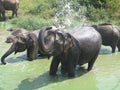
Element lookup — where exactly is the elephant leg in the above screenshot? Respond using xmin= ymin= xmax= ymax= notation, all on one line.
xmin=61 ymin=54 xmax=67 ymax=74
xmin=15 ymin=9 xmax=18 ymax=17
xmin=87 ymin=52 xmax=99 ymax=71
xmin=0 ymin=13 xmax=1 ymax=18
xmin=111 ymin=37 xmax=119 ymax=53
xmin=27 ymin=46 xmax=38 ymax=61
xmin=49 ymin=56 xmax=61 ymax=76
xmin=66 ymin=51 xmax=79 ymax=77
xmin=61 ymin=62 xmax=67 ymax=74
xmin=117 ymin=45 xmax=120 ymax=52
xmin=67 ymin=55 xmax=77 ymax=77
xmin=111 ymin=45 xmax=116 ymax=53
xmin=11 ymin=10 xmax=14 ymax=18
xmin=27 ymin=33 xmax=39 ymax=61
xmin=117 ymin=41 xmax=120 ymax=52
xmin=12 ymin=9 xmax=17 ymax=17
xmin=67 ymin=61 xmax=75 ymax=77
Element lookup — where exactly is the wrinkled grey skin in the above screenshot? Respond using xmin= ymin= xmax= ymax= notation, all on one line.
xmin=1 ymin=26 xmax=56 ymax=65
xmin=6 ymin=28 xmax=28 ymax=43
xmin=38 ymin=26 xmax=102 ymax=77
xmin=1 ymin=31 xmax=38 ymax=64
xmin=92 ymin=23 xmax=120 ymax=53
xmin=112 ymin=25 xmax=120 ymax=51
xmin=0 ymin=0 xmax=19 ymax=20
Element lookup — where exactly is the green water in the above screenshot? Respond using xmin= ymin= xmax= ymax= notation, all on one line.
xmin=0 ymin=27 xmax=120 ymax=90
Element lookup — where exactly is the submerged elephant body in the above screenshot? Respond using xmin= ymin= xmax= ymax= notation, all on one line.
xmin=38 ymin=26 xmax=102 ymax=77
xmin=0 ymin=0 xmax=19 ymax=20
xmin=92 ymin=23 xmax=120 ymax=53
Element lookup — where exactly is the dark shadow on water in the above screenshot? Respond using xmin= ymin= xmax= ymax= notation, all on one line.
xmin=0 ymin=54 xmax=50 ymax=64
xmin=6 ymin=54 xmax=27 ymax=63
xmin=15 ymin=67 xmax=87 ymax=90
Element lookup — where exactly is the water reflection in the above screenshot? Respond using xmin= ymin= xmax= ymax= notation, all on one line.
xmin=99 ymin=48 xmax=112 ymax=54
xmin=94 ymin=53 xmax=120 ymax=90
xmin=99 ymin=46 xmax=118 ymax=54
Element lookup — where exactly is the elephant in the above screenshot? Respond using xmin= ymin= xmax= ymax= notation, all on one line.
xmin=0 ymin=0 xmax=19 ymax=20
xmin=92 ymin=23 xmax=120 ymax=53
xmin=38 ymin=26 xmax=102 ymax=77
xmin=1 ymin=26 xmax=57 ymax=65
xmin=6 ymin=28 xmax=28 ymax=43
xmin=115 ymin=26 xmax=120 ymax=51
xmin=7 ymin=28 xmax=28 ymax=35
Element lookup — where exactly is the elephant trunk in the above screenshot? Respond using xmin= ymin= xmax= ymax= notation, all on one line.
xmin=38 ymin=27 xmax=54 ymax=54
xmin=1 ymin=44 xmax=15 ymax=65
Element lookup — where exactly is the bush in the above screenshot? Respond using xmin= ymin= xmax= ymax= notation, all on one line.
xmin=10 ymin=16 xmax=54 ymax=30
xmin=27 ymin=0 xmax=56 ymax=19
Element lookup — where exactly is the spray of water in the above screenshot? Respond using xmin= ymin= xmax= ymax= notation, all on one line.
xmin=54 ymin=0 xmax=88 ymax=29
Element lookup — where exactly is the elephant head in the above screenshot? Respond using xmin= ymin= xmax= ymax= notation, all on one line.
xmin=6 ymin=28 xmax=28 ymax=43
xmin=1 ymin=32 xmax=38 ymax=64
xmin=7 ymin=28 xmax=28 ymax=36
xmin=39 ymin=27 xmax=73 ymax=55
xmin=6 ymin=35 xmax=16 ymax=43
xmin=49 ymin=30 xmax=73 ymax=55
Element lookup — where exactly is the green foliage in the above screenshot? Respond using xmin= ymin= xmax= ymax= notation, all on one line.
xmin=78 ymin=0 xmax=120 ymax=22
xmin=5 ymin=0 xmax=120 ymax=28
xmin=10 ymin=16 xmax=54 ymax=30
xmin=27 ymin=0 xmax=56 ymax=19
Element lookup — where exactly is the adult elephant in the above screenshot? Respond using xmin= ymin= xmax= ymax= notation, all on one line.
xmin=1 ymin=26 xmax=55 ymax=65
xmin=0 ymin=0 xmax=19 ymax=20
xmin=38 ymin=26 xmax=102 ymax=77
xmin=92 ymin=23 xmax=120 ymax=53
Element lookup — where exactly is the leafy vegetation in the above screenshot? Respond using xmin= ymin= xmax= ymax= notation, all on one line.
xmin=10 ymin=16 xmax=54 ymax=30
xmin=4 ymin=0 xmax=120 ymax=30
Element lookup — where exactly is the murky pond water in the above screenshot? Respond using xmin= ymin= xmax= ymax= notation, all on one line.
xmin=0 ymin=25 xmax=120 ymax=90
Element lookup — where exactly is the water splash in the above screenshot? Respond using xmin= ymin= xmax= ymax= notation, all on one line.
xmin=54 ymin=0 xmax=88 ymax=28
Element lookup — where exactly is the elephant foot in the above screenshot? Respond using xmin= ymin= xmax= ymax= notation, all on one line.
xmin=68 ymin=72 xmax=75 ymax=77
xmin=61 ymin=68 xmax=67 ymax=75
xmin=28 ymin=59 xmax=34 ymax=61
xmin=49 ymin=71 xmax=57 ymax=76
xmin=27 ymin=58 xmax=34 ymax=61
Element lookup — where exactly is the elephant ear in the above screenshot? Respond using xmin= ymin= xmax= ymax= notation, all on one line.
xmin=63 ymin=33 xmax=73 ymax=53
xmin=14 ymin=34 xmax=28 ymax=54
xmin=55 ymin=30 xmax=73 ymax=53
xmin=27 ymin=33 xmax=38 ymax=60
xmin=16 ymin=33 xmax=28 ymax=44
